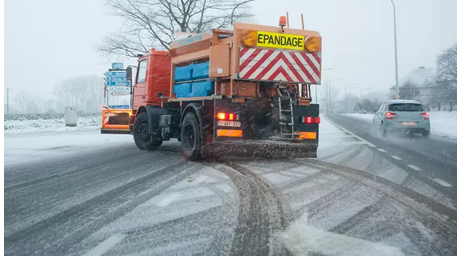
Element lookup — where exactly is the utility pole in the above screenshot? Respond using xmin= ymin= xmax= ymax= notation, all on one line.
xmin=7 ymin=87 xmax=10 ymax=115
xmin=390 ymin=0 xmax=399 ymax=97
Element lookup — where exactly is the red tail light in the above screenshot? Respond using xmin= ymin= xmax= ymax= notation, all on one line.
xmin=385 ymin=112 xmax=397 ymax=119
xmin=303 ymin=116 xmax=320 ymax=124
xmin=216 ymin=112 xmax=238 ymax=121
xmin=420 ymin=112 xmax=429 ymax=120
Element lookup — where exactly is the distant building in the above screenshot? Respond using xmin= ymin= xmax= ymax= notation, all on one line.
xmin=389 ymin=66 xmax=437 ymax=102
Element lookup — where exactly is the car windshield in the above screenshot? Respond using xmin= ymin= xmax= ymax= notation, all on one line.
xmin=388 ymin=103 xmax=424 ymax=112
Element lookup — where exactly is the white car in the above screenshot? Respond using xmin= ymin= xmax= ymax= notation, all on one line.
xmin=373 ymin=100 xmax=431 ymax=137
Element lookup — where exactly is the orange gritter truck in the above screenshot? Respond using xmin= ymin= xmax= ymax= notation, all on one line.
xmin=112 ymin=17 xmax=322 ymax=160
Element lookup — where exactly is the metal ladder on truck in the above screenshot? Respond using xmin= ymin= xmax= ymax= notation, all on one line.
xmin=276 ymin=86 xmax=297 ymax=138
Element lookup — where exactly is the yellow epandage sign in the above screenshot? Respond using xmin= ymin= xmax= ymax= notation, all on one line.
xmin=257 ymin=31 xmax=305 ymax=50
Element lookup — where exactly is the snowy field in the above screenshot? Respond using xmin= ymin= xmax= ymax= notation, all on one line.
xmin=4 ymin=114 xmax=101 ymax=134
xmin=343 ymin=111 xmax=457 ymax=139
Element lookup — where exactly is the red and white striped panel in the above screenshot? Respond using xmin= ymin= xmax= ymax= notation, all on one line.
xmin=238 ymin=48 xmax=321 ymax=84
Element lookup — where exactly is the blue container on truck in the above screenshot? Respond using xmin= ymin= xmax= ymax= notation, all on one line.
xmin=191 ymin=62 xmax=209 ymax=80
xmin=173 ymin=83 xmax=192 ymax=98
xmin=174 ymin=66 xmax=192 ymax=82
xmin=190 ymin=81 xmax=214 ymax=97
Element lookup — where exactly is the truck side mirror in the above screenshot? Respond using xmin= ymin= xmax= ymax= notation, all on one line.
xmin=126 ymin=66 xmax=133 ymax=81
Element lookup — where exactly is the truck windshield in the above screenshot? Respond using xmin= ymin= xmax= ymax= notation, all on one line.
xmin=388 ymin=103 xmax=424 ymax=112
xmin=137 ymin=60 xmax=147 ymax=83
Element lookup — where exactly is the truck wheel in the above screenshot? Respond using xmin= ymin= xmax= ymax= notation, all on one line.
xmin=133 ymin=112 xmax=161 ymax=150
xmin=181 ymin=113 xmax=202 ymax=160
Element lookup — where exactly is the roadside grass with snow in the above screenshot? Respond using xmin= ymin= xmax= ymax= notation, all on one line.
xmin=4 ymin=114 xmax=101 ymax=134
xmin=342 ymin=112 xmax=457 ymax=140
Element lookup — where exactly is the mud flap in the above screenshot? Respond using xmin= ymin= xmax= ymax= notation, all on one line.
xmin=101 ymin=109 xmax=132 ymax=134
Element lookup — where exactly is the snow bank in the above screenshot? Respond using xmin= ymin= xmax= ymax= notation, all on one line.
xmin=343 ymin=113 xmax=374 ymax=123
xmin=4 ymin=114 xmax=101 ymax=134
xmin=342 ymin=112 xmax=457 ymax=140
xmin=429 ymin=111 xmax=457 ymax=139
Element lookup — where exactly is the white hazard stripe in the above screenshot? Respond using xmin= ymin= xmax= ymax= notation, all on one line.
xmin=263 ymin=59 xmax=299 ymax=82
xmin=245 ymin=50 xmax=281 ymax=80
xmin=295 ymin=53 xmax=320 ymax=82
xmin=283 ymin=52 xmax=308 ymax=82
xmin=239 ymin=48 xmax=321 ymax=83
xmin=239 ymin=48 xmax=257 ymax=68
xmin=309 ymin=53 xmax=321 ymax=70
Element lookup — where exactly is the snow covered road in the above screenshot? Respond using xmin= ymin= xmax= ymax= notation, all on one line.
xmin=4 ymin=119 xmax=457 ymax=256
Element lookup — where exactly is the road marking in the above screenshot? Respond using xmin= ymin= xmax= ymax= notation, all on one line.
xmin=82 ymin=234 xmax=126 ymax=256
xmin=377 ymin=148 xmax=386 ymax=152
xmin=325 ymin=119 xmax=376 ymax=147
xmin=432 ymin=178 xmax=453 ymax=187
xmin=157 ymin=193 xmax=181 ymax=207
xmin=391 ymin=156 xmax=402 ymax=160
xmin=407 ymin=165 xmax=422 ymax=171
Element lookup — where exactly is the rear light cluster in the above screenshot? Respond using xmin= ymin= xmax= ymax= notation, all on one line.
xmin=302 ymin=116 xmax=320 ymax=124
xmin=420 ymin=112 xmax=429 ymax=120
xmin=385 ymin=112 xmax=398 ymax=119
xmin=216 ymin=112 xmax=239 ymax=121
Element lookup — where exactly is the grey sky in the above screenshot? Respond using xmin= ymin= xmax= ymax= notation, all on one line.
xmin=5 ymin=0 xmax=457 ymax=100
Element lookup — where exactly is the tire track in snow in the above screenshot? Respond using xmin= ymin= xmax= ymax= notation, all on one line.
xmin=4 ymin=161 xmax=200 ymax=256
xmin=205 ymin=162 xmax=294 ymax=256
xmin=292 ymin=159 xmax=457 ymax=222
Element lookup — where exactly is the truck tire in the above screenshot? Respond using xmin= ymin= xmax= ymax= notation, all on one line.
xmin=133 ymin=112 xmax=162 ymax=150
xmin=181 ymin=113 xmax=202 ymax=160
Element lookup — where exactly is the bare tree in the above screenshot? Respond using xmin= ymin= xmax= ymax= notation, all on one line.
xmin=437 ymin=43 xmax=457 ymax=81
xmin=14 ymin=93 xmax=44 ymax=114
xmin=436 ymin=43 xmax=457 ymax=102
xmin=399 ymin=80 xmax=420 ymax=100
xmin=98 ymin=0 xmax=253 ymax=57
xmin=54 ymin=76 xmax=104 ymax=113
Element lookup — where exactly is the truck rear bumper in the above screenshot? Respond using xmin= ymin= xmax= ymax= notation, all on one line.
xmin=101 ymin=129 xmax=130 ymax=134
xmin=204 ymin=139 xmax=318 ymax=158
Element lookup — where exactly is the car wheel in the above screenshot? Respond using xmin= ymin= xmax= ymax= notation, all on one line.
xmin=133 ymin=112 xmax=162 ymax=150
xmin=422 ymin=130 xmax=430 ymax=138
xmin=181 ymin=113 xmax=202 ymax=161
xmin=381 ymin=123 xmax=388 ymax=137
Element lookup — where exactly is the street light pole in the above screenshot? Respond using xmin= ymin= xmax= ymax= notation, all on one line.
xmin=390 ymin=0 xmax=399 ymax=97
xmin=328 ymin=78 xmax=343 ymax=113
xmin=230 ymin=0 xmax=256 ymax=25
xmin=344 ymin=83 xmax=358 ymax=113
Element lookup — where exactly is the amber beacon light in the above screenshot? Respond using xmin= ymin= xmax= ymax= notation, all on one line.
xmin=241 ymin=30 xmax=257 ymax=47
xmin=305 ymin=36 xmax=321 ymax=53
